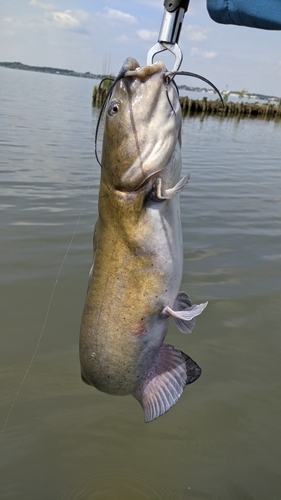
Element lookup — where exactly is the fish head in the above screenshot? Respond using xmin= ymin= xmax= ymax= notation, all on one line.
xmin=100 ymin=57 xmax=182 ymax=191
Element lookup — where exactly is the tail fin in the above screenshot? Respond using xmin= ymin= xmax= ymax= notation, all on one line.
xmin=133 ymin=344 xmax=201 ymax=423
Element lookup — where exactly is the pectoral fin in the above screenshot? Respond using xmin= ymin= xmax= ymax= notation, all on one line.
xmin=133 ymin=344 xmax=201 ymax=423
xmin=164 ymin=291 xmax=208 ymax=333
xmin=155 ymin=174 xmax=190 ymax=200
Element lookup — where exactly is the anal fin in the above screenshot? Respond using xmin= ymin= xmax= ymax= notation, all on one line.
xmin=164 ymin=291 xmax=208 ymax=333
xmin=133 ymin=344 xmax=201 ymax=423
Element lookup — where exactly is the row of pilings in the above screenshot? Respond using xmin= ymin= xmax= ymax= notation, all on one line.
xmin=92 ymin=87 xmax=107 ymax=108
xmin=180 ymin=96 xmax=281 ymax=120
xmin=92 ymin=88 xmax=281 ymax=120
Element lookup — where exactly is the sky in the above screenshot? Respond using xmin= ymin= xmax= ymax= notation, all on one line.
xmin=1 ymin=0 xmax=281 ymax=96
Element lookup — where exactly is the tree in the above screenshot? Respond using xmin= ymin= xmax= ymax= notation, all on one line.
xmin=238 ymin=87 xmax=248 ymax=100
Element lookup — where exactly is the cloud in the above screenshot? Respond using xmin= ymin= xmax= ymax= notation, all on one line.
xmin=203 ymin=51 xmax=217 ymax=59
xmin=191 ymin=47 xmax=217 ymax=59
xmin=117 ymin=35 xmax=129 ymax=42
xmin=104 ymin=8 xmax=137 ymax=24
xmin=2 ymin=28 xmax=15 ymax=36
xmin=137 ymin=29 xmax=158 ymax=42
xmin=132 ymin=0 xmax=163 ymax=8
xmin=29 ymin=0 xmax=57 ymax=9
xmin=52 ymin=10 xmax=89 ymax=32
xmin=185 ymin=25 xmax=210 ymax=42
xmin=53 ymin=10 xmax=79 ymax=28
xmin=4 ymin=16 xmax=23 ymax=29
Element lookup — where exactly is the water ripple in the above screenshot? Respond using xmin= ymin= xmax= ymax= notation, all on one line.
xmin=62 ymin=463 xmax=182 ymax=500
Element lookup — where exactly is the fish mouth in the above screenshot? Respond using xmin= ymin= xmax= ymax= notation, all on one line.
xmin=118 ymin=57 xmax=166 ymax=82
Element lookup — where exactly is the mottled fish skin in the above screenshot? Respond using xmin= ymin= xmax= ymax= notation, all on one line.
xmin=79 ymin=57 xmax=207 ymax=422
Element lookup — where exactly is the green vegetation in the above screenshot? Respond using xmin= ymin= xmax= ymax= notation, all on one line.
xmin=223 ymin=91 xmax=230 ymax=103
xmin=238 ymin=87 xmax=248 ymax=100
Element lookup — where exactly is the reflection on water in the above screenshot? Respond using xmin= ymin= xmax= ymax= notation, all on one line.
xmin=1 ymin=68 xmax=281 ymax=500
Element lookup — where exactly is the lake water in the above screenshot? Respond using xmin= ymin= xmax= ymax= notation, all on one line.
xmin=1 ymin=67 xmax=281 ymax=500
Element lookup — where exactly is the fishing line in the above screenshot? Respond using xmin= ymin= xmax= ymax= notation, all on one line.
xmin=0 ymin=174 xmax=93 ymax=444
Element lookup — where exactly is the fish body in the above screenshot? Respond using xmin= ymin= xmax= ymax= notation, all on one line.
xmin=79 ymin=58 xmax=207 ymax=422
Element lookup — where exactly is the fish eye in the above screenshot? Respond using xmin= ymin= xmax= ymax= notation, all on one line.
xmin=108 ymin=100 xmax=120 ymax=116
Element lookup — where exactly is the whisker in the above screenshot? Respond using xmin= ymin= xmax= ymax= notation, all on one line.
xmin=165 ymin=71 xmax=224 ymax=107
xmin=165 ymin=81 xmax=176 ymax=114
xmin=98 ymin=77 xmax=114 ymax=90
xmin=94 ymin=72 xmax=127 ymax=168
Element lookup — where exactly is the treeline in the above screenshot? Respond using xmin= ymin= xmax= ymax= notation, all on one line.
xmin=0 ymin=62 xmax=104 ymax=80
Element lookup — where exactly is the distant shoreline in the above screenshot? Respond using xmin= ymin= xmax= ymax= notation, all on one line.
xmin=1 ymin=61 xmax=279 ymax=102
xmin=0 ymin=61 xmax=104 ymax=80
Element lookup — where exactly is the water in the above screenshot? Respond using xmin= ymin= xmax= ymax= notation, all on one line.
xmin=1 ymin=67 xmax=281 ymax=500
